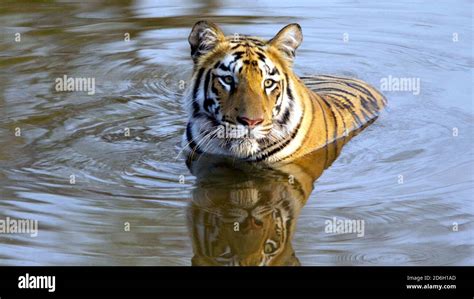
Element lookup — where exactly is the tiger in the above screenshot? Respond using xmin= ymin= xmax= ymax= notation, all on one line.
xmin=187 ymin=137 xmax=348 ymax=266
xmin=182 ymin=21 xmax=387 ymax=163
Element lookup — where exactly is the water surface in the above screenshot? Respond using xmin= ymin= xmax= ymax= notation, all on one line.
xmin=0 ymin=0 xmax=472 ymax=265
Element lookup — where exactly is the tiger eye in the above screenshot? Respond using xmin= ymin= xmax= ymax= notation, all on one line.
xmin=223 ymin=76 xmax=234 ymax=84
xmin=264 ymin=79 xmax=274 ymax=88
xmin=264 ymin=242 xmax=276 ymax=253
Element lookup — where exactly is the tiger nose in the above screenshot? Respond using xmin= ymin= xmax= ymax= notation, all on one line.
xmin=236 ymin=116 xmax=264 ymax=128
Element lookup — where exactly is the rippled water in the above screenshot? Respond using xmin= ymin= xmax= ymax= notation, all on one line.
xmin=0 ymin=0 xmax=472 ymax=265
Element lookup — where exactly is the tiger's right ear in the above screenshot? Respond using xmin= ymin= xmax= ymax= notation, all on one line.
xmin=188 ymin=21 xmax=225 ymax=62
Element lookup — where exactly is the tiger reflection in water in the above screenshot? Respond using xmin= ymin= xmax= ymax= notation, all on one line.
xmin=186 ymin=133 xmax=362 ymax=266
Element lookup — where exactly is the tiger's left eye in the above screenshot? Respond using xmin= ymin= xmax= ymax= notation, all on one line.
xmin=264 ymin=79 xmax=275 ymax=88
xmin=223 ymin=76 xmax=234 ymax=84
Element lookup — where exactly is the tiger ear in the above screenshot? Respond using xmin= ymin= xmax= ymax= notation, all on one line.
xmin=188 ymin=21 xmax=225 ymax=62
xmin=268 ymin=24 xmax=303 ymax=63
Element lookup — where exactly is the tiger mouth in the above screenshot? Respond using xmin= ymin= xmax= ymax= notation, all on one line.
xmin=215 ymin=121 xmax=273 ymax=140
xmin=191 ymin=120 xmax=275 ymax=159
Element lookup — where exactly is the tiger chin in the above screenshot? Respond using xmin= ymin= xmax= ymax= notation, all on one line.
xmin=182 ymin=21 xmax=386 ymax=163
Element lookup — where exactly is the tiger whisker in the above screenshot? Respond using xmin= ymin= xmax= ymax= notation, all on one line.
xmin=175 ymin=120 xmax=215 ymax=160
xmin=189 ymin=127 xmax=220 ymax=160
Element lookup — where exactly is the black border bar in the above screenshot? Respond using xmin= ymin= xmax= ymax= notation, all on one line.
xmin=0 ymin=266 xmax=472 ymax=298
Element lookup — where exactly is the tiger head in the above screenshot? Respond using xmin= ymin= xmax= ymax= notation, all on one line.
xmin=184 ymin=21 xmax=304 ymax=159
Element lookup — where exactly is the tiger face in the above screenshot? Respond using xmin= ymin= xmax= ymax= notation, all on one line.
xmin=184 ymin=21 xmax=304 ymax=159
